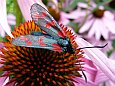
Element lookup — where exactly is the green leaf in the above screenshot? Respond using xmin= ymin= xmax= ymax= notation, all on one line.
xmin=42 ymin=0 xmax=48 ymax=5
xmin=68 ymin=22 xmax=79 ymax=32
xmin=63 ymin=0 xmax=85 ymax=12
xmin=0 ymin=37 xmax=3 ymax=42
xmin=96 ymin=0 xmax=112 ymax=6
xmin=7 ymin=0 xmax=14 ymax=13
xmin=107 ymin=49 xmax=113 ymax=57
xmin=104 ymin=6 xmax=115 ymax=11
xmin=112 ymin=39 xmax=115 ymax=49
xmin=0 ymin=71 xmax=4 ymax=75
xmin=13 ymin=0 xmax=23 ymax=27
xmin=0 ymin=37 xmax=9 ymax=42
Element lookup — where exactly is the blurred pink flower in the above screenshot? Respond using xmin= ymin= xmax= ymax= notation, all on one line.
xmin=0 ymin=0 xmax=13 ymax=38
xmin=60 ymin=8 xmax=86 ymax=25
xmin=78 ymin=2 xmax=115 ymax=40
xmin=82 ymin=36 xmax=112 ymax=54
xmin=7 ymin=13 xmax=16 ymax=25
xmin=59 ymin=2 xmax=87 ymax=25
xmin=17 ymin=0 xmax=47 ymax=21
xmin=0 ymin=25 xmax=5 ymax=37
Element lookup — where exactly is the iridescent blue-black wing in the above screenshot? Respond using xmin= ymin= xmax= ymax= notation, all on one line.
xmin=30 ymin=3 xmax=66 ymax=39
xmin=12 ymin=35 xmax=62 ymax=52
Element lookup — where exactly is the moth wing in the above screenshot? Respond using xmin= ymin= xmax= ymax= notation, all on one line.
xmin=30 ymin=3 xmax=66 ymax=39
xmin=12 ymin=35 xmax=62 ymax=52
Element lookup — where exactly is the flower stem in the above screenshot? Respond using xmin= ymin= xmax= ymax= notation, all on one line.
xmin=13 ymin=0 xmax=23 ymax=27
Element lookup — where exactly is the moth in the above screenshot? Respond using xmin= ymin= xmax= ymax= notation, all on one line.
xmin=12 ymin=3 xmax=76 ymax=54
xmin=12 ymin=3 xmax=107 ymax=53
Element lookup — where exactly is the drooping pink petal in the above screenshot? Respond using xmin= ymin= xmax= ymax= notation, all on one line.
xmin=106 ymin=80 xmax=115 ymax=86
xmin=95 ymin=69 xmax=115 ymax=86
xmin=0 ymin=0 xmax=14 ymax=38
xmin=73 ymin=77 xmax=97 ymax=86
xmin=95 ymin=69 xmax=108 ymax=84
xmin=0 ymin=72 xmax=9 ymax=86
xmin=83 ymin=58 xmax=97 ymax=82
xmin=76 ymin=38 xmax=115 ymax=82
xmin=0 ymin=24 xmax=5 ymax=37
xmin=0 ymin=43 xmax=5 ymax=49
xmin=17 ymin=0 xmax=47 ymax=21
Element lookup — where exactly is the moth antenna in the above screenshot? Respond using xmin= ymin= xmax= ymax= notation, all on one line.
xmin=73 ymin=43 xmax=108 ymax=82
xmin=76 ymin=43 xmax=108 ymax=50
xmin=74 ymin=43 xmax=108 ymax=82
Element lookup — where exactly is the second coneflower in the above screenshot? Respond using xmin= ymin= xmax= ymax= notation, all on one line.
xmin=0 ymin=21 xmax=85 ymax=86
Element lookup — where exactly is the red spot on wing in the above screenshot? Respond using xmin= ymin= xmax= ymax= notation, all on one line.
xmin=32 ymin=12 xmax=46 ymax=18
xmin=20 ymin=36 xmax=32 ymax=46
xmin=58 ymin=31 xmax=66 ymax=38
xmin=38 ymin=36 xmax=47 ymax=47
xmin=41 ymin=12 xmax=47 ymax=17
xmin=26 ymin=40 xmax=32 ymax=46
xmin=46 ymin=20 xmax=56 ymax=28
xmin=51 ymin=20 xmax=56 ymax=26
xmin=20 ymin=36 xmax=29 ymax=41
xmin=52 ymin=44 xmax=62 ymax=52
xmin=45 ymin=23 xmax=51 ymax=28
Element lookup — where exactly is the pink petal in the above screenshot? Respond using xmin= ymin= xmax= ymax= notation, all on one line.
xmin=99 ymin=19 xmax=109 ymax=39
xmin=17 ymin=0 xmax=47 ymax=21
xmin=79 ymin=16 xmax=94 ymax=33
xmin=60 ymin=9 xmax=86 ymax=19
xmin=59 ymin=15 xmax=69 ymax=25
xmin=95 ymin=69 xmax=108 ymax=84
xmin=76 ymin=38 xmax=115 ymax=82
xmin=0 ymin=0 xmax=13 ymax=38
xmin=104 ymin=11 xmax=114 ymax=20
xmin=87 ymin=19 xmax=96 ymax=38
xmin=106 ymin=80 xmax=115 ymax=86
xmin=0 ymin=43 xmax=5 ymax=49
xmin=73 ymin=77 xmax=97 ymax=86
xmin=0 ymin=72 xmax=9 ymax=86
xmin=77 ymin=2 xmax=88 ymax=8
xmin=83 ymin=58 xmax=97 ymax=82
xmin=0 ymin=25 xmax=5 ymax=37
xmin=103 ymin=17 xmax=115 ymax=34
xmin=110 ymin=52 xmax=115 ymax=60
xmin=94 ymin=19 xmax=103 ymax=40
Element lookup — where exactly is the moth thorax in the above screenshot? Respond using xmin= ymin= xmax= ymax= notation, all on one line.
xmin=57 ymin=38 xmax=69 ymax=47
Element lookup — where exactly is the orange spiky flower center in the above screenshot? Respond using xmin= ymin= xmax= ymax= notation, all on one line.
xmin=0 ymin=21 xmax=84 ymax=86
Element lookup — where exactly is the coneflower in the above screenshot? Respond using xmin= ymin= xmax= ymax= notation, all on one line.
xmin=0 ymin=21 xmax=85 ymax=86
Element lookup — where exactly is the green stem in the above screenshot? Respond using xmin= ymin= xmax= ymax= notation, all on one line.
xmin=79 ymin=0 xmax=91 ymax=28
xmin=13 ymin=0 xmax=23 ymax=27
